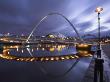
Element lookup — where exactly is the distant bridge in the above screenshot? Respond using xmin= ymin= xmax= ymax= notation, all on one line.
xmin=82 ymin=34 xmax=97 ymax=39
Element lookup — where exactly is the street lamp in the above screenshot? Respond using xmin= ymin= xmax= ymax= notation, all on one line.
xmin=95 ymin=7 xmax=103 ymax=58
xmin=94 ymin=7 xmax=104 ymax=82
xmin=95 ymin=7 xmax=103 ymax=13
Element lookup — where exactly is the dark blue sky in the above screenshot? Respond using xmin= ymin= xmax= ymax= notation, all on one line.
xmin=0 ymin=0 xmax=110 ymax=36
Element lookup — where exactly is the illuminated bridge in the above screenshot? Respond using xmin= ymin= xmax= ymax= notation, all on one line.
xmin=0 ymin=13 xmax=86 ymax=46
xmin=0 ymin=13 xmax=97 ymax=62
xmin=0 ymin=13 xmax=101 ymax=82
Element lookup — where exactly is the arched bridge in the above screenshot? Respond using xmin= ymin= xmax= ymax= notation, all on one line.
xmin=26 ymin=13 xmax=83 ymax=42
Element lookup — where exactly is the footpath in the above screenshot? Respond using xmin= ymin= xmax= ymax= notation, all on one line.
xmin=82 ymin=44 xmax=110 ymax=82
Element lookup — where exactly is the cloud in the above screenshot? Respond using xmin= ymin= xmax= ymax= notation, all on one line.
xmin=0 ymin=0 xmax=110 ymax=36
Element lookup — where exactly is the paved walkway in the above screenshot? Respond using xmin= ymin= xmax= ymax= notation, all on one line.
xmin=82 ymin=44 xmax=110 ymax=82
xmin=102 ymin=45 xmax=110 ymax=82
xmin=82 ymin=59 xmax=94 ymax=82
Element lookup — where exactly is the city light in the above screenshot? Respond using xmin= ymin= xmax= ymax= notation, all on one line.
xmin=0 ymin=49 xmax=93 ymax=62
xmin=0 ymin=31 xmax=109 ymax=63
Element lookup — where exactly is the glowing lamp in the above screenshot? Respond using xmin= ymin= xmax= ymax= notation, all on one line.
xmin=95 ymin=7 xmax=103 ymax=13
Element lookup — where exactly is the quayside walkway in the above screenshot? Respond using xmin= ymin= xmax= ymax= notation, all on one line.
xmin=82 ymin=44 xmax=110 ymax=82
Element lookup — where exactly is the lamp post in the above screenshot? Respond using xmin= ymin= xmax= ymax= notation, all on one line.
xmin=94 ymin=7 xmax=104 ymax=82
xmin=95 ymin=7 xmax=103 ymax=58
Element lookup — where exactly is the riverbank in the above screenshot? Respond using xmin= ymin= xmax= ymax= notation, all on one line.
xmin=82 ymin=44 xmax=110 ymax=82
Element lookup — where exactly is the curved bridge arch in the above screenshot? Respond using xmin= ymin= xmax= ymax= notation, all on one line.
xmin=26 ymin=13 xmax=82 ymax=42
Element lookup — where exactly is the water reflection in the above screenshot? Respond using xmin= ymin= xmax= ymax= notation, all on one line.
xmin=0 ymin=44 xmax=93 ymax=62
xmin=0 ymin=43 xmax=95 ymax=82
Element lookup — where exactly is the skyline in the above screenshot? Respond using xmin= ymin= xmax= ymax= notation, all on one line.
xmin=0 ymin=0 xmax=110 ymax=36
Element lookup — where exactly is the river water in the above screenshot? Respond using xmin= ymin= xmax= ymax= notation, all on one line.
xmin=0 ymin=44 xmax=92 ymax=82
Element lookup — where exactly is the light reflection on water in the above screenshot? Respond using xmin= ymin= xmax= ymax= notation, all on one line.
xmin=2 ymin=44 xmax=77 ymax=57
xmin=0 ymin=44 xmax=93 ymax=82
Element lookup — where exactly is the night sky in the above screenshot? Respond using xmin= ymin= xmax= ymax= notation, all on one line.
xmin=0 ymin=1 xmax=110 ymax=82
xmin=0 ymin=0 xmax=110 ymax=36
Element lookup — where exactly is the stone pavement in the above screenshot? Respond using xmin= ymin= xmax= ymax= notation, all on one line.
xmin=82 ymin=44 xmax=110 ymax=82
xmin=82 ymin=58 xmax=94 ymax=82
xmin=102 ymin=45 xmax=110 ymax=82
